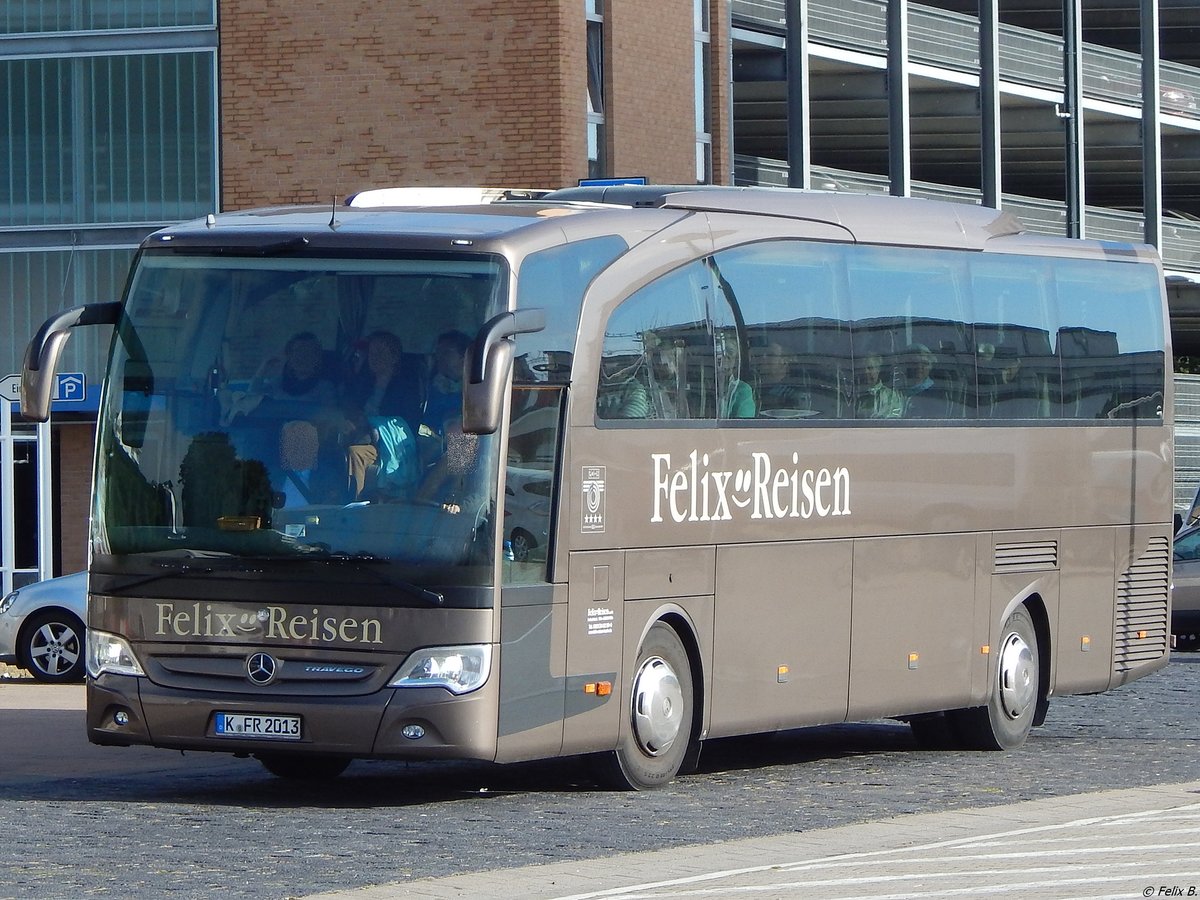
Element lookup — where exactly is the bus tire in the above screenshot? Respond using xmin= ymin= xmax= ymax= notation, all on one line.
xmin=950 ymin=606 xmax=1039 ymax=750
xmin=907 ymin=712 xmax=962 ymax=750
xmin=598 ymin=622 xmax=695 ymax=790
xmin=256 ymin=753 xmax=351 ymax=780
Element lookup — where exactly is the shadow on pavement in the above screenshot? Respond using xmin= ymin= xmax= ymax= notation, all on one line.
xmin=0 ymin=704 xmax=921 ymax=809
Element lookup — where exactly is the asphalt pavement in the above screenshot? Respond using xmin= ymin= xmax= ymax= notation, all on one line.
xmin=2 ymin=658 xmax=1199 ymax=899
xmin=301 ymin=780 xmax=1200 ymax=899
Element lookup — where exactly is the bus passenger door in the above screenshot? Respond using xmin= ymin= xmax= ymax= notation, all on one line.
xmin=496 ymin=583 xmax=569 ymax=763
xmin=561 ymin=549 xmax=626 ymax=755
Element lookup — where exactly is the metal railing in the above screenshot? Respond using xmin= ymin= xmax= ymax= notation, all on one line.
xmin=1176 ymin=374 xmax=1200 ymax=510
xmin=731 ymin=0 xmax=1199 ymax=119
xmin=733 ymin=155 xmax=1200 ymax=273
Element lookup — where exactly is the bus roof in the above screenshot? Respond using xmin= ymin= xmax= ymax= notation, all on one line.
xmin=546 ymin=184 xmax=1025 ymax=250
xmin=148 ymin=186 xmax=1159 ymax=261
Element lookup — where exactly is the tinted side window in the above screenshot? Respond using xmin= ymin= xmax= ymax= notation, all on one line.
xmin=597 ymin=261 xmax=717 ymax=421
xmin=1052 ymin=259 xmax=1165 ymax=420
xmin=515 ymin=236 xmax=626 ymax=386
xmin=845 ymin=245 xmax=973 ymax=420
xmin=594 ymin=240 xmax=1164 ymax=427
xmin=713 ymin=241 xmax=850 ymax=420
xmin=970 ymin=256 xmax=1057 ymax=419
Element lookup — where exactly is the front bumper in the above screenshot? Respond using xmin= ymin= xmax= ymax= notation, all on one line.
xmin=87 ymin=673 xmax=500 ymax=760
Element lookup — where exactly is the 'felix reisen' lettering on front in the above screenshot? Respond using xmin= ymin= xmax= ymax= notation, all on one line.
xmin=155 ymin=602 xmax=383 ymax=645
xmin=650 ymin=450 xmax=850 ymax=524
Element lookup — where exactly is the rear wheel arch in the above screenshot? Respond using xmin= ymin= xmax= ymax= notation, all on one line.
xmin=657 ymin=612 xmax=706 ymax=768
xmin=952 ymin=600 xmax=1043 ymax=749
xmin=1020 ymin=593 xmax=1052 ymax=727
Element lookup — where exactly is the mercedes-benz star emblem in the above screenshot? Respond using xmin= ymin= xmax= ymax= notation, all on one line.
xmin=246 ymin=652 xmax=278 ymax=686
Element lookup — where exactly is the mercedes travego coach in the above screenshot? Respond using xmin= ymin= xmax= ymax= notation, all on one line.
xmin=21 ymin=185 xmax=1172 ymax=788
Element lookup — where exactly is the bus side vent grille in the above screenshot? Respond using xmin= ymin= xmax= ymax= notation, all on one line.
xmin=994 ymin=540 xmax=1058 ymax=573
xmin=1114 ymin=536 xmax=1171 ymax=672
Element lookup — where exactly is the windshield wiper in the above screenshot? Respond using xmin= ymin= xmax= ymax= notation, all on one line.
xmin=323 ymin=552 xmax=445 ymax=607
xmin=100 ymin=561 xmax=217 ymax=595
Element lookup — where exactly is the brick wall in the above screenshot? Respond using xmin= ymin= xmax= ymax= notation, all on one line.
xmin=219 ymin=0 xmax=587 ymax=209
xmin=606 ymin=2 xmax=696 ymax=182
xmin=708 ymin=0 xmax=731 ymax=185
xmin=55 ymin=423 xmax=95 ymax=575
xmin=600 ymin=1 xmax=730 ymax=185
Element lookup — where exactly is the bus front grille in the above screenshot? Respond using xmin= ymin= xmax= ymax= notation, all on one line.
xmin=1114 ymin=536 xmax=1170 ymax=671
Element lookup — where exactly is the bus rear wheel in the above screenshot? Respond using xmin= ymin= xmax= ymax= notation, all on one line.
xmin=951 ymin=606 xmax=1040 ymax=750
xmin=256 ymin=753 xmax=351 ymax=780
xmin=598 ymin=623 xmax=695 ymax=790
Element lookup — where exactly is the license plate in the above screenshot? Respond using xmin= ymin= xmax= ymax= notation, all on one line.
xmin=214 ymin=712 xmax=302 ymax=740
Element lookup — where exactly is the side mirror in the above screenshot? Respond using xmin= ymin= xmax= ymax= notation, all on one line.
xmin=21 ymin=302 xmax=121 ymax=421
xmin=462 ymin=309 xmax=546 ymax=435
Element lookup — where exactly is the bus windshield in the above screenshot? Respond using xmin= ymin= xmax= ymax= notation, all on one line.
xmin=93 ymin=249 xmax=509 ymax=594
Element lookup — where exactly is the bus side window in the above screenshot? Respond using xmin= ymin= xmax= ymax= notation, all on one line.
xmin=1053 ymin=259 xmax=1165 ymax=421
xmin=708 ymin=241 xmax=849 ymax=421
xmin=597 ymin=261 xmax=717 ymax=423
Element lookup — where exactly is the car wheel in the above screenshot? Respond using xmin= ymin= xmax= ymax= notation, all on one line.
xmin=256 ymin=754 xmax=351 ymax=780
xmin=950 ymin=606 xmax=1040 ymax=750
xmin=596 ymin=622 xmax=695 ymax=790
xmin=509 ymin=528 xmax=536 ymax=562
xmin=20 ymin=610 xmax=86 ymax=683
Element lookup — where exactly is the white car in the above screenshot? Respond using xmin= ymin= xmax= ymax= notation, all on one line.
xmin=0 ymin=572 xmax=87 ymax=683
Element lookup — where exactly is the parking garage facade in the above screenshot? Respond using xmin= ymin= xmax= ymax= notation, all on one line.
xmin=4 ymin=0 xmax=1200 ymax=581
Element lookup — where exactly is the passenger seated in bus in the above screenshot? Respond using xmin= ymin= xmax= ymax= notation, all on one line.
xmin=902 ymin=343 xmax=952 ymax=418
xmin=228 ymin=332 xmax=343 ymax=499
xmin=341 ymin=330 xmax=425 ymax=499
xmin=646 ymin=343 xmax=691 ymax=419
xmin=717 ymin=342 xmax=756 ymax=418
xmin=221 ymin=331 xmax=335 ymax=429
xmin=420 ymin=330 xmax=472 ymax=440
xmin=855 ymin=351 xmax=906 ymax=419
xmin=753 ymin=342 xmax=807 ymax=415
xmin=596 ymin=356 xmax=651 ymax=419
xmin=250 ymin=331 xmax=338 ymax=420
xmin=985 ymin=345 xmax=1044 ymax=418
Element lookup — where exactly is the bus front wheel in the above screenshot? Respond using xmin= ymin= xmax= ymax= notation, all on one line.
xmin=598 ymin=622 xmax=695 ymax=790
xmin=951 ymin=605 xmax=1040 ymax=750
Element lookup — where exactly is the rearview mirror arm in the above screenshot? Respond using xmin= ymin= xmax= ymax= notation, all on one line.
xmin=21 ymin=302 xmax=122 ymax=421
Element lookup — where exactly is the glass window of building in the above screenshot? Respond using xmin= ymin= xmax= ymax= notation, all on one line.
xmin=586 ymin=0 xmax=606 ymax=179
xmin=0 ymin=2 xmax=218 ymax=399
xmin=694 ymin=0 xmax=711 ymax=183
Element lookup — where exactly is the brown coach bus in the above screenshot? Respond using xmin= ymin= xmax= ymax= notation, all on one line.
xmin=21 ymin=185 xmax=1172 ymax=788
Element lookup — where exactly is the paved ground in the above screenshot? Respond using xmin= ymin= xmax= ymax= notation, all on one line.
xmin=1 ymin=658 xmax=1198 ymax=899
xmin=302 ymin=781 xmax=1200 ymax=899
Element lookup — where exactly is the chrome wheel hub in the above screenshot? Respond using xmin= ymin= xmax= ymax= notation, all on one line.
xmin=997 ymin=630 xmax=1036 ymax=720
xmin=631 ymin=655 xmax=683 ymax=756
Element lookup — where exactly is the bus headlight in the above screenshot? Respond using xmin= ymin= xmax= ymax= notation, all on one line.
xmin=388 ymin=644 xmax=491 ymax=694
xmin=87 ymin=629 xmax=145 ymax=679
